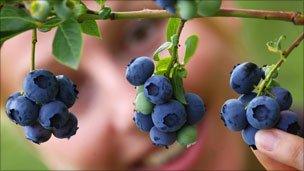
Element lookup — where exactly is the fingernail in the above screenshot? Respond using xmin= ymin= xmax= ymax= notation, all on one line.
xmin=255 ymin=130 xmax=278 ymax=151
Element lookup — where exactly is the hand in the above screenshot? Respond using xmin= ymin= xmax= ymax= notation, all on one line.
xmin=253 ymin=129 xmax=304 ymax=170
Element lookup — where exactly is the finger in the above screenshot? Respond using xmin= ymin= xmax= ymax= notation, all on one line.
xmin=252 ymin=149 xmax=296 ymax=170
xmin=255 ymin=129 xmax=304 ymax=170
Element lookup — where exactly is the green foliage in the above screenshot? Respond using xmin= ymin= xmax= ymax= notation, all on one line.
xmin=80 ymin=20 xmax=101 ymax=38
xmin=184 ymin=35 xmax=199 ymax=64
xmin=171 ymin=67 xmax=187 ymax=104
xmin=166 ymin=18 xmax=181 ymax=42
xmin=95 ymin=0 xmax=106 ymax=8
xmin=52 ymin=0 xmax=73 ymax=20
xmin=155 ymin=56 xmax=172 ymax=75
xmin=0 ymin=6 xmax=39 ymax=43
xmin=266 ymin=35 xmax=286 ymax=54
xmin=52 ymin=19 xmax=83 ymax=69
xmin=98 ymin=7 xmax=112 ymax=19
xmin=39 ymin=17 xmax=63 ymax=32
xmin=153 ymin=42 xmax=172 ymax=61
xmin=197 ymin=0 xmax=222 ymax=17
xmin=176 ymin=0 xmax=197 ymax=20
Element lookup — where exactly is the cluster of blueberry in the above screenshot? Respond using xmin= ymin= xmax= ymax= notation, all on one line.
xmin=5 ymin=69 xmax=79 ymax=144
xmin=155 ymin=0 xmax=222 ymax=19
xmin=220 ymin=62 xmax=301 ymax=149
xmin=126 ymin=57 xmax=206 ymax=148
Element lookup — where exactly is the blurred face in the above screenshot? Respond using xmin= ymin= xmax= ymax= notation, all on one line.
xmin=1 ymin=1 xmax=248 ymax=170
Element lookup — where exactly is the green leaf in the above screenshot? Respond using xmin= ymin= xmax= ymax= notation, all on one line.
xmin=171 ymin=67 xmax=187 ymax=104
xmin=155 ymin=56 xmax=172 ymax=75
xmin=153 ymin=42 xmax=172 ymax=61
xmin=98 ymin=7 xmax=111 ymax=19
xmin=95 ymin=0 xmax=106 ymax=7
xmin=266 ymin=35 xmax=286 ymax=54
xmin=184 ymin=35 xmax=199 ymax=64
xmin=171 ymin=34 xmax=178 ymax=46
xmin=166 ymin=18 xmax=181 ymax=42
xmin=0 ymin=6 xmax=38 ymax=43
xmin=39 ymin=17 xmax=63 ymax=32
xmin=52 ymin=19 xmax=83 ymax=69
xmin=80 ymin=20 xmax=101 ymax=38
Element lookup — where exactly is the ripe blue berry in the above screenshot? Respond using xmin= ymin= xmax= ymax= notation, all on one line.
xmin=155 ymin=0 xmax=177 ymax=13
xmin=39 ymin=101 xmax=69 ymax=130
xmin=133 ymin=112 xmax=154 ymax=132
xmin=220 ymin=99 xmax=247 ymax=131
xmin=144 ymin=75 xmax=173 ymax=105
xmin=241 ymin=125 xmax=259 ymax=149
xmin=5 ymin=94 xmax=39 ymax=126
xmin=56 ymin=75 xmax=79 ymax=108
xmin=270 ymin=87 xmax=293 ymax=111
xmin=276 ymin=110 xmax=300 ymax=135
xmin=23 ymin=69 xmax=59 ymax=104
xmin=126 ymin=57 xmax=155 ymax=86
xmin=24 ymin=122 xmax=52 ymax=144
xmin=185 ymin=93 xmax=206 ymax=125
xmin=246 ymin=96 xmax=280 ymax=129
xmin=230 ymin=62 xmax=264 ymax=94
xmin=149 ymin=126 xmax=176 ymax=147
xmin=152 ymin=100 xmax=186 ymax=132
xmin=53 ymin=113 xmax=78 ymax=139
xmin=238 ymin=92 xmax=257 ymax=106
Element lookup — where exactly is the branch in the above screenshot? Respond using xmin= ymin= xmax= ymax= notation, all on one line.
xmin=84 ymin=8 xmax=304 ymax=25
xmin=31 ymin=29 xmax=37 ymax=71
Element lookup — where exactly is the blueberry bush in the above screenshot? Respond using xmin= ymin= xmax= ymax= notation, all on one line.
xmin=1 ymin=0 xmax=303 ymax=148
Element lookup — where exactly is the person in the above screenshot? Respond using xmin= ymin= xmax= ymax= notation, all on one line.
xmin=1 ymin=1 xmax=303 ymax=170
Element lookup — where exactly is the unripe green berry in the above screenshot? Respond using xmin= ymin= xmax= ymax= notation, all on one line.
xmin=135 ymin=92 xmax=154 ymax=115
xmin=177 ymin=0 xmax=197 ymax=20
xmin=177 ymin=125 xmax=197 ymax=146
xmin=197 ymin=0 xmax=222 ymax=17
xmin=136 ymin=85 xmax=144 ymax=95
xmin=29 ymin=0 xmax=51 ymax=21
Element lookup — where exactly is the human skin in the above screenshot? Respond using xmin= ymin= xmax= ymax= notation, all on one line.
xmin=0 ymin=1 xmax=262 ymax=170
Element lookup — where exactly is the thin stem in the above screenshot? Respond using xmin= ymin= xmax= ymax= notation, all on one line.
xmin=165 ymin=20 xmax=186 ymax=77
xmin=84 ymin=8 xmax=304 ymax=25
xmin=257 ymin=32 xmax=304 ymax=95
xmin=31 ymin=29 xmax=37 ymax=71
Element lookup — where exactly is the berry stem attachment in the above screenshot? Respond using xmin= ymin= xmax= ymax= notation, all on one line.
xmin=257 ymin=32 xmax=304 ymax=96
xmin=31 ymin=28 xmax=37 ymax=71
xmin=166 ymin=20 xmax=186 ymax=77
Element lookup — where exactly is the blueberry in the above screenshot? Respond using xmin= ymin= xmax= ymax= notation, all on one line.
xmin=185 ymin=93 xmax=206 ymax=125
xmin=197 ymin=0 xmax=222 ymax=17
xmin=230 ymin=62 xmax=264 ymax=94
xmin=24 ymin=122 xmax=52 ymax=144
xmin=152 ymin=100 xmax=186 ymax=132
xmin=176 ymin=0 xmax=197 ymax=20
xmin=220 ymin=99 xmax=247 ymax=131
xmin=135 ymin=92 xmax=154 ymax=115
xmin=238 ymin=92 xmax=257 ymax=106
xmin=56 ymin=75 xmax=79 ymax=108
xmin=149 ymin=126 xmax=176 ymax=147
xmin=144 ymin=75 xmax=172 ymax=105
xmin=155 ymin=0 xmax=177 ymax=13
xmin=246 ymin=96 xmax=280 ymax=129
xmin=241 ymin=125 xmax=259 ymax=150
xmin=39 ymin=101 xmax=69 ymax=130
xmin=23 ymin=69 xmax=59 ymax=104
xmin=276 ymin=110 xmax=300 ymax=135
xmin=177 ymin=125 xmax=197 ymax=146
xmin=270 ymin=87 xmax=292 ymax=111
xmin=5 ymin=94 xmax=39 ymax=126
xmin=53 ymin=113 xmax=78 ymax=139
xmin=133 ymin=112 xmax=154 ymax=132
xmin=126 ymin=57 xmax=155 ymax=86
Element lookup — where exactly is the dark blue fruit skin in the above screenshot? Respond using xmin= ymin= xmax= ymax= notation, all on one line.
xmin=39 ymin=101 xmax=69 ymax=130
xmin=185 ymin=93 xmax=206 ymax=125
xmin=276 ymin=110 xmax=300 ymax=135
xmin=246 ymin=96 xmax=280 ymax=129
xmin=238 ymin=92 xmax=257 ymax=106
xmin=155 ymin=0 xmax=177 ymax=13
xmin=133 ymin=112 xmax=154 ymax=132
xmin=220 ymin=99 xmax=247 ymax=131
xmin=144 ymin=75 xmax=173 ymax=105
xmin=5 ymin=95 xmax=39 ymax=126
xmin=126 ymin=57 xmax=155 ymax=86
xmin=53 ymin=113 xmax=78 ymax=139
xmin=152 ymin=100 xmax=186 ymax=132
xmin=56 ymin=75 xmax=79 ymax=108
xmin=24 ymin=122 xmax=52 ymax=144
xmin=23 ymin=69 xmax=59 ymax=104
xmin=270 ymin=87 xmax=293 ymax=111
xmin=149 ymin=126 xmax=177 ymax=147
xmin=241 ymin=125 xmax=259 ymax=149
xmin=230 ymin=62 xmax=264 ymax=94
xmin=5 ymin=92 xmax=22 ymax=115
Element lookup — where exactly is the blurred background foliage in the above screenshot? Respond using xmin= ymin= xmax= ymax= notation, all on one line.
xmin=1 ymin=1 xmax=303 ymax=170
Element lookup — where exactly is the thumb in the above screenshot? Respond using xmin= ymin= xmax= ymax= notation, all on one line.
xmin=255 ymin=129 xmax=304 ymax=170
